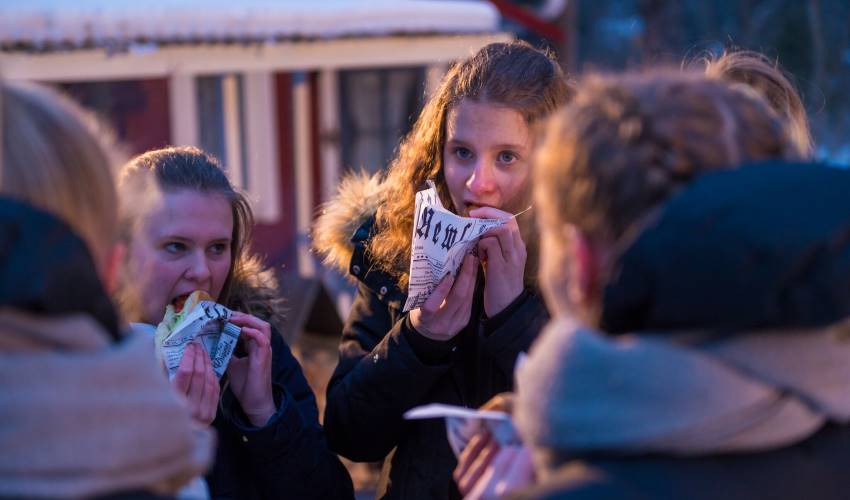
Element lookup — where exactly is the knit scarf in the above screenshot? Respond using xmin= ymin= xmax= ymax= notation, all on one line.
xmin=0 ymin=309 xmax=214 ymax=498
xmin=515 ymin=316 xmax=850 ymax=456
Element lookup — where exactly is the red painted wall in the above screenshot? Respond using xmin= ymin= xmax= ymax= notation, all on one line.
xmin=251 ymin=73 xmax=297 ymax=270
xmin=58 ymin=78 xmax=171 ymax=155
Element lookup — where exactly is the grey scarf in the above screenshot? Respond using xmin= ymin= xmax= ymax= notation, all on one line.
xmin=515 ymin=316 xmax=850 ymax=456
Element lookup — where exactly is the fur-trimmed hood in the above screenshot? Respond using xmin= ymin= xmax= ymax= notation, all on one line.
xmin=312 ymin=171 xmax=385 ymax=276
xmin=312 ymin=171 xmax=540 ymax=288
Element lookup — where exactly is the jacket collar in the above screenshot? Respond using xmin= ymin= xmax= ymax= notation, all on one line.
xmin=349 ymin=216 xmax=407 ymax=310
xmin=601 ymin=161 xmax=850 ymax=335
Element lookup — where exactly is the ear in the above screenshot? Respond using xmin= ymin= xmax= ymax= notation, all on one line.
xmin=564 ymin=224 xmax=600 ymax=309
xmin=101 ymin=241 xmax=127 ymax=295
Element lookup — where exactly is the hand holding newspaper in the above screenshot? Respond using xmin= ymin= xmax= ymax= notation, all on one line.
xmin=404 ymin=403 xmax=521 ymax=457
xmin=404 ymin=354 xmax=528 ymax=457
xmin=402 ymin=181 xmax=507 ymax=312
xmin=153 ymin=291 xmax=241 ymax=380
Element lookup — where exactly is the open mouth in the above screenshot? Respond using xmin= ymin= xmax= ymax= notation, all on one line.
xmin=171 ymin=294 xmax=191 ymax=313
xmin=464 ymin=203 xmax=493 ymax=216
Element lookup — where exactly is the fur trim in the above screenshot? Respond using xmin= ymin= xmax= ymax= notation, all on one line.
xmin=312 ymin=170 xmax=540 ymax=288
xmin=312 ymin=171 xmax=385 ymax=275
xmin=227 ymin=254 xmax=286 ymax=335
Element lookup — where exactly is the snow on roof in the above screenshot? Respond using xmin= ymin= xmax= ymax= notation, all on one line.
xmin=0 ymin=0 xmax=500 ymax=51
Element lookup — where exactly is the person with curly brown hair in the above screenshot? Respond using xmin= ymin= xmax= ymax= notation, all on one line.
xmin=512 ymin=71 xmax=850 ymax=499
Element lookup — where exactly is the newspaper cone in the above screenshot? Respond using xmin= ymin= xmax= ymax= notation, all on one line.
xmin=154 ymin=291 xmax=241 ymax=379
xmin=403 ymin=181 xmax=505 ymax=311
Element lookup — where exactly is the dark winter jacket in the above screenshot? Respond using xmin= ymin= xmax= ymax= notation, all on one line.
xmin=206 ymin=282 xmax=353 ymax=499
xmin=515 ymin=162 xmax=850 ymax=500
xmin=313 ymin=175 xmax=548 ymax=499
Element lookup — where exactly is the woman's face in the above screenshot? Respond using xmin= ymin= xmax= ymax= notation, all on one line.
xmin=443 ymin=99 xmax=534 ymax=216
xmin=126 ymin=189 xmax=233 ymax=324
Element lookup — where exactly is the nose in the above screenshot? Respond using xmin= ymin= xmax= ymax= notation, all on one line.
xmin=466 ymin=159 xmax=496 ymax=196
xmin=184 ymin=249 xmax=212 ymax=284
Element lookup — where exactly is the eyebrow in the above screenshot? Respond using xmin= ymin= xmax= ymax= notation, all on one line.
xmin=158 ymin=234 xmax=232 ymax=244
xmin=445 ymin=138 xmax=528 ymax=151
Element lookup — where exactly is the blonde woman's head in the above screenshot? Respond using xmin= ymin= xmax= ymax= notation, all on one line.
xmin=1 ymin=81 xmax=124 ymax=281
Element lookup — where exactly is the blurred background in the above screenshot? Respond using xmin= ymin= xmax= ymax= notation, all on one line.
xmin=2 ymin=0 xmax=849 ymax=494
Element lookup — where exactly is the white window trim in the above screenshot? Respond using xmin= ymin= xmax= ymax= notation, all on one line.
xmin=318 ymin=69 xmax=341 ymax=204
xmin=168 ymin=73 xmax=199 ymax=148
xmin=293 ymin=73 xmax=315 ymax=278
xmin=170 ymin=71 xmax=282 ymax=224
xmin=242 ymin=71 xmax=282 ymax=223
xmin=221 ymin=74 xmax=245 ymax=190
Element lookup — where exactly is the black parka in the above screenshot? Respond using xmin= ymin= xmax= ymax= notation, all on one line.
xmin=324 ymin=217 xmax=548 ymax=499
xmin=206 ymin=325 xmax=354 ymax=499
xmin=202 ymin=258 xmax=353 ymax=499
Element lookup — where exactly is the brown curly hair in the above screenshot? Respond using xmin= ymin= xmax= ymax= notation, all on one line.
xmin=367 ymin=41 xmax=573 ymax=288
xmin=535 ymin=70 xmax=799 ymax=248
xmin=703 ymin=49 xmax=813 ymax=158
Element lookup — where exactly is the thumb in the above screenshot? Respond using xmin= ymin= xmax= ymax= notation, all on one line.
xmin=423 ymin=272 xmax=455 ymax=312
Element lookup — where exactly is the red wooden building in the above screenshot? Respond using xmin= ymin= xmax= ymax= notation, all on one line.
xmin=0 ymin=0 xmax=508 ymax=338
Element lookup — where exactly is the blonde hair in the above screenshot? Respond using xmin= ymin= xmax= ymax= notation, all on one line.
xmin=535 ymin=70 xmax=798 ymax=247
xmin=703 ymin=50 xmax=813 ymax=157
xmin=368 ymin=41 xmax=573 ymax=288
xmin=0 ymin=81 xmax=123 ymax=265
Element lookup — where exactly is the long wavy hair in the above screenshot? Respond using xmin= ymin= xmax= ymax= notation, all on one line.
xmin=369 ymin=41 xmax=573 ymax=288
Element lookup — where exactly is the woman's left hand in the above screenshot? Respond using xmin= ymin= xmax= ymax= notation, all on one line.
xmin=454 ymin=393 xmax=533 ymax=499
xmin=227 ymin=311 xmax=276 ymax=427
xmin=469 ymin=207 xmax=527 ymax=318
xmin=458 ymin=441 xmax=535 ymax=500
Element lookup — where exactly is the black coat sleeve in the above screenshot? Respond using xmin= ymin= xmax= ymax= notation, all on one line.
xmin=324 ymin=283 xmax=455 ymax=462
xmin=219 ymin=329 xmax=354 ymax=499
xmin=479 ymin=288 xmax=549 ymax=378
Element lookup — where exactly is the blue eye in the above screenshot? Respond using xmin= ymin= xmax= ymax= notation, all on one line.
xmin=454 ymin=147 xmax=474 ymax=161
xmin=164 ymin=242 xmax=187 ymax=254
xmin=209 ymin=243 xmax=228 ymax=256
xmin=498 ymin=151 xmax=518 ymax=164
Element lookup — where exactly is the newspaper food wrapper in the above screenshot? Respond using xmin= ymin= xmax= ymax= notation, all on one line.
xmin=155 ymin=301 xmax=241 ymax=380
xmin=402 ymin=181 xmax=506 ymax=312
xmin=404 ymin=403 xmax=521 ymax=458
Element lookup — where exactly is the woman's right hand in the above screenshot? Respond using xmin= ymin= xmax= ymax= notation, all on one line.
xmin=410 ymin=253 xmax=479 ymax=341
xmin=172 ymin=342 xmax=220 ymax=426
